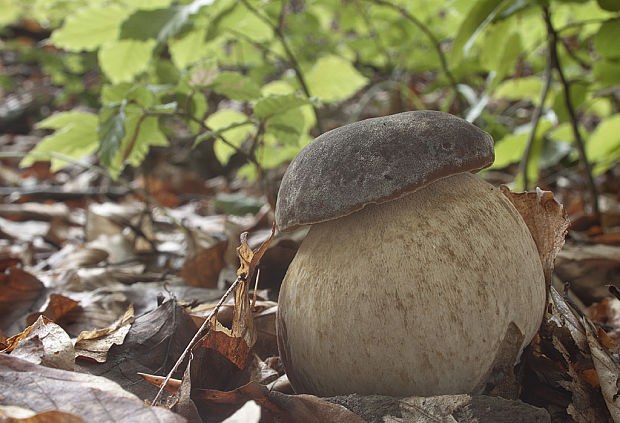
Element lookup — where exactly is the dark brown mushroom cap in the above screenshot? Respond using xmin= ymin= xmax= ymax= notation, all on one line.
xmin=275 ymin=110 xmax=495 ymax=232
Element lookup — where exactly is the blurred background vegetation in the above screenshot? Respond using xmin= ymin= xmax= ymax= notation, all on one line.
xmin=1 ymin=0 xmax=619 ymax=214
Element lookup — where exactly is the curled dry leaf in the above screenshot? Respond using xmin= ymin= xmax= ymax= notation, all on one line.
xmin=0 ymin=355 xmax=185 ymax=423
xmin=74 ymin=304 xmax=134 ymax=363
xmin=2 ymin=316 xmax=74 ymax=371
xmin=500 ymin=186 xmax=570 ymax=288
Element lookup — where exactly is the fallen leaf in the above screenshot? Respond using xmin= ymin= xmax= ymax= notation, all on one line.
xmin=74 ymin=304 xmax=134 ymax=363
xmin=26 ymin=293 xmax=81 ymax=327
xmin=0 ymin=268 xmax=46 ymax=336
xmin=585 ymin=318 xmax=620 ymax=423
xmin=500 ymin=186 xmax=570 ymax=288
xmin=193 ymin=381 xmax=366 ymax=422
xmin=76 ymin=300 xmax=198 ymax=399
xmin=0 ymin=407 xmax=86 ymax=422
xmin=0 ymin=354 xmax=185 ymax=422
xmin=180 ymin=239 xmax=227 ymax=288
xmin=2 ymin=316 xmax=74 ymax=371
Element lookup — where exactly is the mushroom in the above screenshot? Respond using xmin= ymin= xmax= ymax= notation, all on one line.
xmin=275 ymin=110 xmax=546 ymax=397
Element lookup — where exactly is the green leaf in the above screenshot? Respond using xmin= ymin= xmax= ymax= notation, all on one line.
xmin=169 ymin=27 xmax=208 ymax=69
xmin=188 ymin=60 xmax=219 ymax=87
xmin=102 ymin=83 xmax=154 ymax=107
xmin=98 ymin=39 xmax=156 ymax=84
xmin=51 ymin=5 xmax=127 ymax=52
xmin=21 ymin=112 xmax=98 ymax=170
xmin=121 ymin=7 xmax=191 ymax=43
xmin=212 ymin=72 xmax=261 ymax=101
xmin=254 ymin=94 xmax=310 ymax=120
xmin=265 ymin=107 xmax=305 ymax=145
xmin=150 ymin=102 xmax=178 ymax=113
xmin=204 ymin=109 xmax=253 ymax=164
xmin=107 ymin=106 xmax=169 ymax=178
xmin=451 ymin=0 xmax=511 ymax=63
xmin=306 ymin=55 xmax=368 ymax=103
xmin=0 ymin=0 xmax=21 ymax=26
xmin=587 ymin=114 xmax=620 ymax=174
xmin=491 ymin=120 xmax=553 ymax=169
xmin=214 ymin=192 xmax=264 ymax=216
xmin=494 ymin=76 xmax=543 ymax=105
xmin=218 ymin=3 xmax=273 ymax=42
xmin=594 ymin=19 xmax=620 ymax=60
xmin=597 ymin=0 xmax=620 ymax=11
xmin=593 ymin=59 xmax=620 ymax=87
xmin=98 ymin=102 xmax=127 ymax=168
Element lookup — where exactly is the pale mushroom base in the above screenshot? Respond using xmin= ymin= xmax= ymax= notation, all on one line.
xmin=276 ymin=172 xmax=546 ymax=397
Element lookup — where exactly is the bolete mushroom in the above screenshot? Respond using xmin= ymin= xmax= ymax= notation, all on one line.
xmin=275 ymin=110 xmax=546 ymax=397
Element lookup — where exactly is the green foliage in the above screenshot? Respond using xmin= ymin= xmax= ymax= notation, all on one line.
xmin=8 ymin=0 xmax=619 ymax=186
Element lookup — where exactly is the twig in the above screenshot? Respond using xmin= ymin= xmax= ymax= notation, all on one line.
xmin=519 ymin=53 xmax=552 ymax=190
xmin=151 ymin=274 xmax=242 ymax=406
xmin=368 ymin=0 xmax=462 ymax=108
xmin=543 ymin=6 xmax=599 ymax=214
xmin=239 ymin=0 xmax=324 ymax=133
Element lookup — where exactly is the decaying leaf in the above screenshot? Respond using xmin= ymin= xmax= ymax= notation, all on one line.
xmin=500 ymin=186 xmax=570 ymax=288
xmin=0 ymin=268 xmax=46 ymax=336
xmin=328 ymin=393 xmax=550 ymax=423
xmin=76 ymin=299 xmax=198 ymax=399
xmin=555 ymin=244 xmax=620 ymax=302
xmin=26 ymin=293 xmax=81 ymax=328
xmin=522 ymin=286 xmax=616 ymax=423
xmin=192 ymin=380 xmax=366 ymax=423
xmin=2 ymin=316 xmax=74 ymax=371
xmin=584 ymin=319 xmax=620 ymax=423
xmin=0 ymin=407 xmax=86 ymax=422
xmin=0 ymin=354 xmax=185 ymax=423
xmin=180 ymin=239 xmax=227 ymax=288
xmin=74 ymin=304 xmax=134 ymax=363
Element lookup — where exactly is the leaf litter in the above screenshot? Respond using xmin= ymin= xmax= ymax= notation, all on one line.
xmin=1 ymin=161 xmax=620 ymax=422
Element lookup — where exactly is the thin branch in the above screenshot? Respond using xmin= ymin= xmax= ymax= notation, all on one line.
xmin=368 ymin=0 xmax=462 ymax=107
xmin=519 ymin=53 xmax=552 ymax=190
xmin=543 ymin=6 xmax=599 ymax=214
xmin=239 ymin=0 xmax=324 ymax=133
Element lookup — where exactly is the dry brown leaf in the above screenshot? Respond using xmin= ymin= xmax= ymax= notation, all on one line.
xmin=0 ymin=407 xmax=86 ymax=422
xmin=522 ymin=286 xmax=614 ymax=422
xmin=585 ymin=318 xmax=620 ymax=423
xmin=556 ymin=244 xmax=620 ymax=302
xmin=0 ymin=268 xmax=46 ymax=336
xmin=26 ymin=293 xmax=80 ymax=327
xmin=180 ymin=239 xmax=227 ymax=288
xmin=2 ymin=316 xmax=74 ymax=371
xmin=0 ymin=354 xmax=185 ymax=422
xmin=76 ymin=299 xmax=198 ymax=399
xmin=193 ymin=380 xmax=366 ymax=423
xmin=74 ymin=304 xmax=134 ymax=363
xmin=500 ymin=186 xmax=570 ymax=288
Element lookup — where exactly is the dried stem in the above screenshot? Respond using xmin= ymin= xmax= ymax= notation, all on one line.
xmin=543 ymin=7 xmax=599 ymax=214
